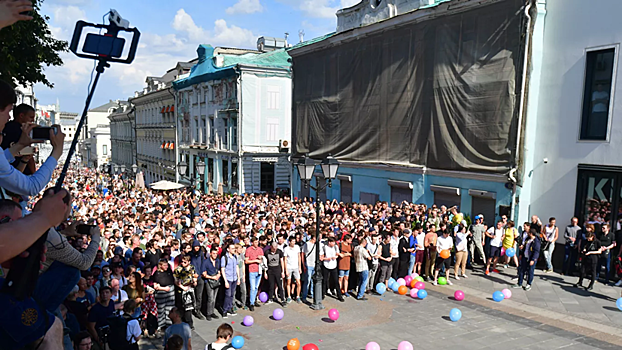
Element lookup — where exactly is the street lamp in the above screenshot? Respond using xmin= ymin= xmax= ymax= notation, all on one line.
xmin=113 ymin=165 xmax=119 ymax=174
xmin=295 ymin=154 xmax=339 ymax=311
xmin=177 ymin=160 xmax=205 ymax=190
xmin=131 ymin=164 xmax=138 ymax=173
xmin=120 ymin=164 xmax=126 ymax=173
xmin=177 ymin=161 xmax=188 ymax=176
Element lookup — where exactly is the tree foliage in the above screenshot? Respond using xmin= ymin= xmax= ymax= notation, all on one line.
xmin=0 ymin=0 xmax=68 ymax=88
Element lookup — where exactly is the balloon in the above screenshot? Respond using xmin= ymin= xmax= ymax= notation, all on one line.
xmin=414 ymin=276 xmax=425 ymax=282
xmin=231 ymin=336 xmax=245 ymax=349
xmin=303 ymin=344 xmax=319 ymax=350
xmin=398 ymin=285 xmax=408 ymax=295
xmin=493 ymin=291 xmax=505 ymax=302
xmin=506 ymin=247 xmax=516 ymax=257
xmin=259 ymin=292 xmax=269 ymax=303
xmin=617 ymin=298 xmax=622 ymax=311
xmin=454 ymin=290 xmax=465 ymax=301
xmin=501 ymin=247 xmax=506 ymax=256
xmin=376 ymin=283 xmax=387 ymax=295
xmin=502 ymin=288 xmax=512 ymax=299
xmin=409 ymin=288 xmax=419 ymax=298
xmin=391 ymin=283 xmax=400 ymax=293
xmin=243 ymin=315 xmax=254 ymax=327
xmin=404 ymin=276 xmax=413 ymax=286
xmin=417 ymin=289 xmax=427 ymax=299
xmin=438 ymin=277 xmax=447 ymax=285
xmin=388 ymin=281 xmax=396 ymax=290
xmin=366 ymin=342 xmax=381 ymax=350
xmin=287 ymin=338 xmax=301 ymax=350
xmin=273 ymin=308 xmax=285 ymax=320
xmin=388 ymin=277 xmax=396 ymax=286
xmin=411 ymin=272 xmax=419 ymax=278
xmin=398 ymin=341 xmax=414 ymax=350
xmin=410 ymin=279 xmax=417 ymax=288
xmin=328 ymin=308 xmax=340 ymax=321
xmin=397 ymin=278 xmax=406 ymax=286
xmin=440 ymin=250 xmax=450 ymax=259
xmin=414 ymin=281 xmax=425 ymax=290
xmin=449 ymin=308 xmax=462 ymax=322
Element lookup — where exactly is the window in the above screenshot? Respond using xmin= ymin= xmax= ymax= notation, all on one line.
xmin=231 ymin=117 xmax=238 ymax=147
xmin=224 ymin=118 xmax=229 ymax=149
xmin=102 ymin=145 xmax=108 ymax=155
xmin=209 ymin=117 xmax=215 ymax=144
xmin=193 ymin=118 xmax=199 ymax=144
xmin=200 ymin=117 xmax=207 ymax=144
xmin=267 ymin=86 xmax=280 ymax=110
xmin=222 ymin=159 xmax=229 ymax=187
xmin=231 ymin=161 xmax=238 ymax=188
xmin=266 ymin=119 xmax=279 ymax=141
xmin=580 ymin=47 xmax=617 ymax=140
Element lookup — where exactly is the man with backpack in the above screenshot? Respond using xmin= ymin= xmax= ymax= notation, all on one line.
xmin=206 ymin=323 xmax=234 ymax=350
xmin=106 ymin=299 xmax=141 ymax=350
xmin=220 ymin=243 xmax=241 ymax=318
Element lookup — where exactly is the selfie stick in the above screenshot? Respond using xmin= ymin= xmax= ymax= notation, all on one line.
xmin=1 ymin=14 xmax=140 ymax=300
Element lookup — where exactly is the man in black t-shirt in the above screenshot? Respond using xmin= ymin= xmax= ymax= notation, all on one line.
xmin=574 ymin=232 xmax=602 ymax=291
xmin=265 ymin=242 xmax=286 ymax=306
xmin=378 ymin=235 xmax=393 ymax=287
xmin=87 ymin=286 xmax=115 ymax=347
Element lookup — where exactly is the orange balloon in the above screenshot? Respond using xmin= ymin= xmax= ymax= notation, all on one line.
xmin=398 ymin=285 xmax=408 ymax=295
xmin=287 ymin=338 xmax=301 ymax=350
xmin=410 ymin=279 xmax=417 ymax=288
xmin=440 ymin=250 xmax=450 ymax=259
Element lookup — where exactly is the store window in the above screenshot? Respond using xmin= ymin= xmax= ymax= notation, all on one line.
xmin=580 ymin=47 xmax=617 ymax=141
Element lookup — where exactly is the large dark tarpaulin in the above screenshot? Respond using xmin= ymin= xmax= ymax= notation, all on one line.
xmin=292 ymin=0 xmax=525 ymax=173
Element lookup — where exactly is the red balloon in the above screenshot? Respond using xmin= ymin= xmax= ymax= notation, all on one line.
xmin=303 ymin=344 xmax=319 ymax=350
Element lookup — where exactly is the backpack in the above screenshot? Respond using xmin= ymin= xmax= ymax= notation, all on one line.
xmin=207 ymin=344 xmax=234 ymax=350
xmin=107 ymin=314 xmax=137 ymax=350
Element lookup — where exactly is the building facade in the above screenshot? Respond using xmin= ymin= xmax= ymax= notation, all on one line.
xmin=109 ymin=104 xmax=136 ymax=171
xmin=520 ymin=0 xmax=622 ymax=231
xmin=132 ymin=63 xmax=193 ymax=185
xmin=290 ymin=0 xmax=528 ymax=225
xmin=173 ymin=45 xmax=292 ymax=194
xmin=78 ymin=100 xmax=127 ymax=168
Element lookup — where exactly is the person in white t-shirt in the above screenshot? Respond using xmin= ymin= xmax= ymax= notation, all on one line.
xmin=123 ymin=299 xmax=141 ymax=349
xmin=414 ymin=226 xmax=426 ymax=276
xmin=485 ymin=220 xmax=505 ymax=275
xmin=283 ymin=237 xmax=302 ymax=303
xmin=433 ymin=229 xmax=454 ymax=286
xmin=110 ymin=278 xmax=129 ymax=309
xmin=320 ymin=237 xmax=344 ymax=302
xmin=454 ymin=224 xmax=471 ymax=279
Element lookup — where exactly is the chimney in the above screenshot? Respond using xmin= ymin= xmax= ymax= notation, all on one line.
xmin=299 ymin=30 xmax=305 ymax=43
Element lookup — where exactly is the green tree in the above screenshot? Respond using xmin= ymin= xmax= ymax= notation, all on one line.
xmin=0 ymin=0 xmax=67 ymax=87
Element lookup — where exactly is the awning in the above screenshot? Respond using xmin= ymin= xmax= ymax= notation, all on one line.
xmin=170 ymin=105 xmax=175 ymax=113
xmin=468 ymin=189 xmax=496 ymax=200
xmin=166 ymin=106 xmax=171 ymax=113
xmin=168 ymin=142 xmax=175 ymax=150
xmin=337 ymin=174 xmax=351 ymax=182
xmin=161 ymin=142 xmax=166 ymax=149
xmin=387 ymin=179 xmax=413 ymax=189
xmin=161 ymin=106 xmax=166 ymax=113
xmin=430 ymin=185 xmax=460 ymax=196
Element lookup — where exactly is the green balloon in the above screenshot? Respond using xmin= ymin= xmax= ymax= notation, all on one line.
xmin=438 ymin=277 xmax=447 ymax=285
xmin=415 ymin=276 xmax=425 ymax=282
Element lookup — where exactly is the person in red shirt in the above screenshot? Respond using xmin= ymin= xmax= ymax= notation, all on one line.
xmin=244 ymin=237 xmax=264 ymax=311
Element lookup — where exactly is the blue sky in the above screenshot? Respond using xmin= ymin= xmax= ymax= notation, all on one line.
xmin=35 ymin=0 xmax=359 ymax=112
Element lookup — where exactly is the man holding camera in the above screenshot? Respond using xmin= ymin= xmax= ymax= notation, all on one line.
xmin=1 ymin=103 xmax=36 ymax=174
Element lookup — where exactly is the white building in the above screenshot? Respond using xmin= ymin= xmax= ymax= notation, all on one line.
xmin=520 ymin=0 xmax=622 ymax=232
xmin=78 ymin=100 xmax=128 ymax=168
xmin=109 ymin=104 xmax=135 ymax=172
xmin=132 ymin=61 xmax=194 ymax=184
xmin=173 ymin=44 xmax=292 ymax=194
xmin=14 ymin=84 xmax=36 ymax=108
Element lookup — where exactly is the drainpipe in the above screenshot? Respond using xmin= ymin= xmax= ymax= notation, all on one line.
xmin=167 ymin=87 xmax=179 ymax=183
xmin=236 ymin=68 xmax=243 ymax=193
xmin=510 ymin=0 xmax=534 ymax=221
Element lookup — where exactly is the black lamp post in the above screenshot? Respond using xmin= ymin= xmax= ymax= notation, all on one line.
xmin=178 ymin=160 xmax=206 ymax=191
xmin=296 ymin=154 xmax=339 ymax=311
xmin=131 ymin=164 xmax=138 ymax=174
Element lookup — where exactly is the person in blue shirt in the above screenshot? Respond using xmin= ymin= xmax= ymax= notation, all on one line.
xmin=220 ymin=243 xmax=240 ymax=318
xmin=200 ymin=247 xmax=221 ymax=321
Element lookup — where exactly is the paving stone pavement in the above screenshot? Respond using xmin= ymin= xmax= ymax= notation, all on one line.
xmin=140 ymin=266 xmax=622 ymax=350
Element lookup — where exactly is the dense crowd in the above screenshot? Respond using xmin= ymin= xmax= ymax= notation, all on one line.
xmin=11 ymin=164 xmax=618 ymax=350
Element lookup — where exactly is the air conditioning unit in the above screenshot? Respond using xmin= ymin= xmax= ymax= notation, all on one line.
xmin=279 ymin=139 xmax=289 ymax=151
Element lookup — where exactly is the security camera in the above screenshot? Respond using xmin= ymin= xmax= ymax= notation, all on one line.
xmin=109 ymin=9 xmax=130 ymax=29
xmin=543 ymin=158 xmax=548 ymax=164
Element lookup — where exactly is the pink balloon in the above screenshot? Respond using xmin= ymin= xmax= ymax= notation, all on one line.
xmin=502 ymin=288 xmax=512 ymax=299
xmin=501 ymin=247 xmax=506 ymax=256
xmin=414 ymin=281 xmax=425 ymax=290
xmin=366 ymin=342 xmax=380 ymax=350
xmin=404 ymin=275 xmax=413 ymax=285
xmin=409 ymin=288 xmax=419 ymax=298
xmin=328 ymin=308 xmax=340 ymax=321
xmin=454 ymin=290 xmax=465 ymax=301
xmin=411 ymin=273 xmax=419 ymax=278
xmin=398 ymin=341 xmax=414 ymax=350
xmin=397 ymin=278 xmax=406 ymax=286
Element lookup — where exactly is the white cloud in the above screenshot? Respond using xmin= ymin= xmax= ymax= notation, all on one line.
xmin=52 ymin=5 xmax=87 ymax=29
xmin=226 ymin=0 xmax=264 ymax=15
xmin=172 ymin=9 xmax=204 ymax=42
xmin=171 ymin=9 xmax=257 ymax=48
xmin=340 ymin=0 xmax=361 ymax=8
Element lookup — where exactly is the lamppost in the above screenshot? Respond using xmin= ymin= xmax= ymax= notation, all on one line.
xmin=295 ymin=154 xmax=339 ymax=311
xmin=177 ymin=160 xmax=206 ymax=191
xmin=131 ymin=164 xmax=138 ymax=174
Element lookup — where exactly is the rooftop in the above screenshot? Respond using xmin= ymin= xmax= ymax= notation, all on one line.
xmin=89 ymin=100 xmax=129 ymax=113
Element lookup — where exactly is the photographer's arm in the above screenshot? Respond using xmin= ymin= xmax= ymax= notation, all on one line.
xmin=0 ymin=192 xmax=67 ymax=264
xmin=45 ymin=227 xmax=101 ymax=270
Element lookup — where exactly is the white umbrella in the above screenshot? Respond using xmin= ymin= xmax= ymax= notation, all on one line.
xmin=149 ymin=180 xmax=185 ymax=191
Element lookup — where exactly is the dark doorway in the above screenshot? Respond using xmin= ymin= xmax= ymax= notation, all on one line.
xmin=260 ymin=162 xmax=275 ymax=193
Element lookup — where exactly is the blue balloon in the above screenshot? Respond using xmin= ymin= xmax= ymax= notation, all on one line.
xmin=449 ymin=308 xmax=462 ymax=322
xmin=493 ymin=291 xmax=505 ymax=302
xmin=376 ymin=283 xmax=387 ymax=295
xmin=231 ymin=336 xmax=245 ymax=349
xmin=617 ymin=298 xmax=622 ymax=311
xmin=391 ymin=283 xmax=400 ymax=292
xmin=388 ymin=277 xmax=396 ymax=286
xmin=505 ymin=248 xmax=516 ymax=258
xmin=417 ymin=289 xmax=428 ymax=299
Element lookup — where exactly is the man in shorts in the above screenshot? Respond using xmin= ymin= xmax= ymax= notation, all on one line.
xmin=433 ymin=229 xmax=454 ymax=286
xmin=485 ymin=221 xmax=505 ymax=275
xmin=283 ymin=237 xmax=302 ymax=303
